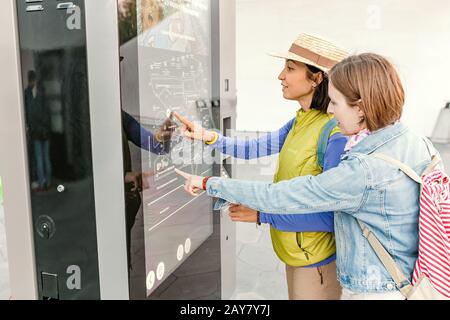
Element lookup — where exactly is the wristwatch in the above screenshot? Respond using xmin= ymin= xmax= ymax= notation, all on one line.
xmin=202 ymin=176 xmax=211 ymax=191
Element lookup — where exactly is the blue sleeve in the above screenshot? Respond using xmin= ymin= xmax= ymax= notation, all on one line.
xmin=209 ymin=118 xmax=295 ymax=159
xmin=259 ymin=211 xmax=335 ymax=232
xmin=259 ymin=132 xmax=348 ymax=232
xmin=122 ymin=111 xmax=165 ymax=154
xmin=323 ymin=133 xmax=348 ymax=171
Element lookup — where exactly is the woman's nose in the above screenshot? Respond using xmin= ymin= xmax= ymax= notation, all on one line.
xmin=327 ymin=103 xmax=334 ymax=114
xmin=278 ymin=71 xmax=285 ymax=80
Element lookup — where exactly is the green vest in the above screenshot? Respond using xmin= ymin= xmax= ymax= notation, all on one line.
xmin=270 ymin=108 xmax=340 ymax=267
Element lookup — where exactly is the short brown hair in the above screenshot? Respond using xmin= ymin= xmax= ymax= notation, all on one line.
xmin=329 ymin=53 xmax=404 ymax=131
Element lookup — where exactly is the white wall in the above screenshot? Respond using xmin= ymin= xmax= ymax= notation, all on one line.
xmin=236 ymin=0 xmax=450 ymax=136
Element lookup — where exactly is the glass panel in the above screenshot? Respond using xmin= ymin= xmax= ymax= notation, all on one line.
xmin=16 ymin=0 xmax=100 ymax=299
xmin=118 ymin=0 xmax=220 ymax=299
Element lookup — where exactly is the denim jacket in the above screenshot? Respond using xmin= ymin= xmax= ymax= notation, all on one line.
xmin=207 ymin=122 xmax=441 ymax=293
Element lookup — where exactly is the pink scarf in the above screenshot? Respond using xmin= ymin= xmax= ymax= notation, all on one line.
xmin=344 ymin=128 xmax=371 ymax=152
xmin=344 ymin=122 xmax=400 ymax=152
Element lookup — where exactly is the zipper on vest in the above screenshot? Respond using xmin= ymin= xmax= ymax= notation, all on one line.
xmin=299 ymin=233 xmax=310 ymax=260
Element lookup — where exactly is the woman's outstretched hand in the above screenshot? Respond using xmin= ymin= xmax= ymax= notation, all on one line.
xmin=172 ymin=111 xmax=216 ymax=143
xmin=228 ymin=204 xmax=258 ymax=223
xmin=174 ymin=168 xmax=205 ymax=196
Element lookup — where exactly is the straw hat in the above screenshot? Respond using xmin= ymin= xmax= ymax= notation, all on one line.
xmin=270 ymin=33 xmax=349 ymax=73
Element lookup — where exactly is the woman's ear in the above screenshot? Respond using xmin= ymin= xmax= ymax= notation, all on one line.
xmin=356 ymin=106 xmax=365 ymax=118
xmin=356 ymin=105 xmax=367 ymax=128
xmin=313 ymin=72 xmax=324 ymax=86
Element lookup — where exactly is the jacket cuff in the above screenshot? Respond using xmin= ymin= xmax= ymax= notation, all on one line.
xmin=213 ymin=198 xmax=229 ymax=211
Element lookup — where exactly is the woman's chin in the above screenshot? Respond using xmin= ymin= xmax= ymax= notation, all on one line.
xmin=337 ymin=124 xmax=348 ymax=136
xmin=282 ymin=93 xmax=294 ymax=100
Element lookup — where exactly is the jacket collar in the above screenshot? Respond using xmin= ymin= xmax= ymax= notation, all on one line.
xmin=344 ymin=122 xmax=408 ymax=156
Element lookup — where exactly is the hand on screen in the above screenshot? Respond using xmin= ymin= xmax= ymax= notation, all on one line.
xmin=174 ymin=168 xmax=204 ymax=197
xmin=172 ymin=111 xmax=215 ymax=143
xmin=125 ymin=171 xmax=152 ymax=192
xmin=155 ymin=116 xmax=177 ymax=143
xmin=228 ymin=204 xmax=258 ymax=223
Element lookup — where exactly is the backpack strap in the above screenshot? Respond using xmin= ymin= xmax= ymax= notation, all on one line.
xmin=317 ymin=118 xmax=338 ymax=169
xmin=424 ymin=155 xmax=442 ymax=176
xmin=421 ymin=137 xmax=442 ymax=175
xmin=357 ymin=221 xmax=413 ymax=298
xmin=372 ymin=139 xmax=441 ymax=185
xmin=422 ymin=136 xmax=435 ymax=158
xmin=371 ymin=153 xmax=422 ymax=184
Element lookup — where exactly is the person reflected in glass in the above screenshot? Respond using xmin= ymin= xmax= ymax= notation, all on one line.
xmin=120 ymin=54 xmax=177 ymax=269
xmin=24 ymin=70 xmax=52 ymax=192
xmin=24 ymin=70 xmax=38 ymax=189
xmin=141 ymin=0 xmax=164 ymax=33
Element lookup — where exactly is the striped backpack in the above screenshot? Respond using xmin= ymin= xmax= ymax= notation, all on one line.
xmin=358 ymin=140 xmax=450 ymax=300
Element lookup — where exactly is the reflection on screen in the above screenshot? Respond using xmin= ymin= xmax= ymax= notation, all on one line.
xmin=118 ymin=0 xmax=214 ymax=296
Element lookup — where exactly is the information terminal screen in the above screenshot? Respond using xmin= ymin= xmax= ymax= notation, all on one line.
xmin=118 ymin=0 xmax=215 ymax=297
